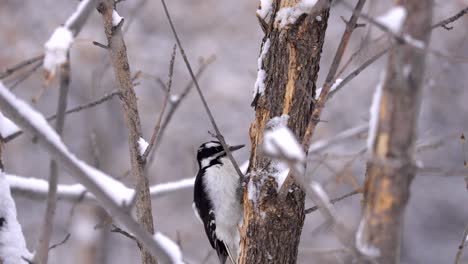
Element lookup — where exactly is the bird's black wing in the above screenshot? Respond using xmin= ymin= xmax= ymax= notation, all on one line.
xmin=194 ymin=170 xmax=228 ymax=264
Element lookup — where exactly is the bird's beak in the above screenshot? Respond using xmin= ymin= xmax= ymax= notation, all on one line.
xmin=228 ymin=144 xmax=245 ymax=152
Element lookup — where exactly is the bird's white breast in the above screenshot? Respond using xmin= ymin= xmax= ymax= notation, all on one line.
xmin=202 ymin=157 xmax=242 ymax=251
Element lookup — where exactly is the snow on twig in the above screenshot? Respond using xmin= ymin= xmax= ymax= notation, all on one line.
xmin=43 ymin=0 xmax=98 ymax=77
xmin=367 ymin=73 xmax=385 ymax=152
xmin=375 ymin=6 xmax=407 ymax=34
xmin=112 ymin=10 xmax=124 ymax=27
xmin=257 ymin=0 xmax=273 ymax=19
xmin=154 ymin=232 xmax=185 ymax=264
xmin=138 ymin=137 xmax=149 ymax=156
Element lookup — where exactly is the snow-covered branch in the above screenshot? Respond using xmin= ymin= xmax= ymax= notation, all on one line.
xmin=0 ymin=81 xmax=174 ymax=263
xmin=6 ymin=174 xmax=194 ymax=203
xmin=43 ymin=0 xmax=98 ymax=76
xmin=0 ymin=172 xmax=32 ymax=264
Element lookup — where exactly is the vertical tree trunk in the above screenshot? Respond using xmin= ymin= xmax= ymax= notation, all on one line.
xmin=239 ymin=1 xmax=330 ymax=263
xmin=98 ymin=2 xmax=157 ymax=264
xmin=359 ymin=1 xmax=432 ymax=263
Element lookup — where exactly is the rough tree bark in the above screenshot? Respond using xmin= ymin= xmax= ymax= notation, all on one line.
xmin=97 ymin=2 xmax=157 ymax=264
xmin=359 ymin=1 xmax=432 ymax=263
xmin=240 ymin=1 xmax=330 ymax=263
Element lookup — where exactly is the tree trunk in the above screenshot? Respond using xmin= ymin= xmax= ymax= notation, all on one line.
xmin=239 ymin=1 xmax=330 ymax=263
xmin=359 ymin=1 xmax=432 ymax=263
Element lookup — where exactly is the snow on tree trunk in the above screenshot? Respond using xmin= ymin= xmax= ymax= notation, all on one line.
xmin=239 ymin=0 xmax=330 ymax=263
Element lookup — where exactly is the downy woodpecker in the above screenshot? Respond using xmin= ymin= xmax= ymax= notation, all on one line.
xmin=193 ymin=141 xmax=244 ymax=264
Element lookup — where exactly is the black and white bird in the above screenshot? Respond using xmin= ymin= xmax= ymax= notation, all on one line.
xmin=193 ymin=141 xmax=244 ymax=264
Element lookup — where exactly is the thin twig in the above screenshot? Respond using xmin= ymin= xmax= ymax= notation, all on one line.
xmin=4 ymin=90 xmax=120 ymax=143
xmin=159 ymin=0 xmax=244 ymax=181
xmin=147 ymin=55 xmax=215 ymax=166
xmin=48 ymin=233 xmax=71 ymax=251
xmin=327 ymin=47 xmax=388 ymax=101
xmin=142 ymin=45 xmax=176 ymax=161
xmin=432 ymin=7 xmax=468 ymax=30
xmin=303 ymin=0 xmax=366 ymax=148
xmin=305 ymin=189 xmax=360 ymax=214
xmin=454 ymin=223 xmax=468 ymax=264
xmin=0 ymin=55 xmax=44 ymax=80
xmin=308 ymin=124 xmax=368 ymax=154
xmin=111 ymin=225 xmax=143 ymax=250
xmin=7 ymin=61 xmax=43 ymax=91
xmin=33 ymin=56 xmax=70 ymax=264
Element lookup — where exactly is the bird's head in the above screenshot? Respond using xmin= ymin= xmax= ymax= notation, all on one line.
xmin=197 ymin=141 xmax=244 ymax=169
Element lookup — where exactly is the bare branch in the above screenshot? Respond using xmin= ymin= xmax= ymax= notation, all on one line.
xmin=308 ymin=124 xmax=368 ymax=154
xmin=455 ymin=223 xmax=468 ymax=264
xmin=302 ymin=0 xmax=366 ymax=149
xmin=159 ymin=0 xmax=244 ymax=181
xmin=3 ymin=90 xmax=120 ymax=143
xmin=0 ymin=55 xmax=44 ymax=80
xmin=48 ymin=233 xmax=71 ymax=251
xmin=147 ymin=56 xmax=215 ymax=166
xmin=34 ymin=53 xmax=70 ymax=264
xmin=142 ymin=45 xmax=176 ymax=161
xmin=304 ymin=189 xmax=360 ymax=214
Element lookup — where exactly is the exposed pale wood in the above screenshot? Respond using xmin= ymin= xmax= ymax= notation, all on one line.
xmin=359 ymin=1 xmax=433 ymax=263
xmin=239 ymin=0 xmax=331 ymax=263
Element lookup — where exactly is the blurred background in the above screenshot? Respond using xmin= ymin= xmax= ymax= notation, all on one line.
xmin=1 ymin=0 xmax=467 ymax=263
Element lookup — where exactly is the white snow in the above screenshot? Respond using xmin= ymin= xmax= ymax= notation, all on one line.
xmin=43 ymin=27 xmax=74 ymax=76
xmin=264 ymin=126 xmax=305 ymax=162
xmin=6 ymin=173 xmax=194 ymax=202
xmin=247 ymin=178 xmax=258 ymax=202
xmin=0 ymin=82 xmax=131 ymax=205
xmin=0 ymin=112 xmax=20 ymax=138
xmin=257 ymin=0 xmax=273 ymax=19
xmin=315 ymin=78 xmax=343 ymax=99
xmin=112 ymin=10 xmax=123 ymax=27
xmin=270 ymin=162 xmax=290 ymax=190
xmin=266 ymin=114 xmax=289 ymax=129
xmin=0 ymin=173 xmax=32 ymax=264
xmin=138 ymin=137 xmax=149 ymax=156
xmin=275 ymin=0 xmax=318 ymax=29
xmin=355 ymin=218 xmax=381 ymax=257
xmin=403 ymin=35 xmax=425 ymax=49
xmin=376 ymin=6 xmax=407 ymax=34
xmin=367 ymin=73 xmax=385 ymax=152
xmin=239 ymin=160 xmax=249 ymax=174
xmin=263 ymin=115 xmax=304 ymax=190
xmin=253 ymin=38 xmax=271 ymax=98
xmin=154 ymin=232 xmax=184 ymax=264
xmin=6 ymin=174 xmax=88 ymax=198
xmin=149 ymin=178 xmax=194 ymax=198
xmin=170 ymin=94 xmax=180 ymax=103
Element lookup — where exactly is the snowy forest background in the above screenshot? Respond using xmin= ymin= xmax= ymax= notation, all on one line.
xmin=1 ymin=0 xmax=467 ymax=263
